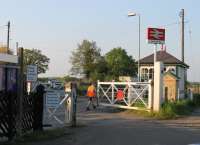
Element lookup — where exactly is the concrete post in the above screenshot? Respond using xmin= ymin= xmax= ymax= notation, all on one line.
xmin=148 ymin=80 xmax=153 ymax=109
xmin=153 ymin=62 xmax=164 ymax=111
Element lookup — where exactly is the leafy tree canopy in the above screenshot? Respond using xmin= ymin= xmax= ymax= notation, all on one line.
xmin=24 ymin=48 xmax=50 ymax=74
xmin=105 ymin=47 xmax=136 ymax=79
xmin=70 ymin=40 xmax=101 ymax=79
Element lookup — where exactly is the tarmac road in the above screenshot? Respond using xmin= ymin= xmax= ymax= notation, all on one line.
xmin=37 ymin=97 xmax=200 ymax=145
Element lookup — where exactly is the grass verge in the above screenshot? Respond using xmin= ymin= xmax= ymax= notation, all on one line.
xmin=126 ymin=99 xmax=197 ymax=120
xmin=1 ymin=128 xmax=67 ymax=145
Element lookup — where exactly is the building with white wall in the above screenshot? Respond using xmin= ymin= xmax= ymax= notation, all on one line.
xmin=139 ymin=50 xmax=189 ymax=100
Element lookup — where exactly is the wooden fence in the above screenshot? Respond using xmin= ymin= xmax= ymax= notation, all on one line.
xmin=0 ymin=66 xmax=34 ymax=140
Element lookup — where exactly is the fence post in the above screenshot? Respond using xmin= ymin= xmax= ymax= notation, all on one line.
xmin=16 ymin=47 xmax=24 ymax=137
xmin=128 ymin=81 xmax=131 ymax=106
xmin=153 ymin=62 xmax=164 ymax=111
xmin=5 ymin=67 xmax=13 ymax=140
xmin=111 ymin=80 xmax=114 ymax=104
xmin=97 ymin=80 xmax=100 ymax=106
xmin=71 ymin=82 xmax=77 ymax=127
xmin=148 ymin=80 xmax=153 ymax=110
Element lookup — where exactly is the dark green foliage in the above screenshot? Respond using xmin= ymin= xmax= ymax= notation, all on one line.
xmin=105 ymin=47 xmax=137 ymax=80
xmin=7 ymin=128 xmax=65 ymax=145
xmin=70 ymin=40 xmax=101 ymax=80
xmin=193 ymin=94 xmax=200 ymax=106
xmin=70 ymin=40 xmax=137 ymax=82
xmin=126 ymin=99 xmax=197 ymax=120
xmin=63 ymin=75 xmax=79 ymax=82
xmin=77 ymin=83 xmax=88 ymax=96
xmin=157 ymin=99 xmax=195 ymax=119
xmin=24 ymin=48 xmax=50 ymax=74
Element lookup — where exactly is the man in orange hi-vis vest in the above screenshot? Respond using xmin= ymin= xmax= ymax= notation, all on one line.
xmin=86 ymin=83 xmax=96 ymax=111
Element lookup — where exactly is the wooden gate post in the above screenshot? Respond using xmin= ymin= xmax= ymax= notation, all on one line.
xmin=71 ymin=82 xmax=77 ymax=127
xmin=17 ymin=47 xmax=24 ymax=136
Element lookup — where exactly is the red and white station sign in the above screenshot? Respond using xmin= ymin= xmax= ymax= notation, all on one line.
xmin=147 ymin=28 xmax=165 ymax=44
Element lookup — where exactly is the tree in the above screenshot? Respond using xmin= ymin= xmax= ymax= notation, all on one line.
xmin=70 ymin=40 xmax=101 ymax=79
xmin=90 ymin=56 xmax=108 ymax=81
xmin=105 ymin=47 xmax=137 ymax=79
xmin=24 ymin=48 xmax=50 ymax=74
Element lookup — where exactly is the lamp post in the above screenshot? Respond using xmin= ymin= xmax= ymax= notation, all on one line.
xmin=128 ymin=12 xmax=141 ymax=82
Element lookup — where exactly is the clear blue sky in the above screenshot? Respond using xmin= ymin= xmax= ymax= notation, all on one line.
xmin=0 ymin=0 xmax=199 ymax=81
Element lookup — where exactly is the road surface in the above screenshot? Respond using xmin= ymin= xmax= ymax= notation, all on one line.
xmin=38 ymin=97 xmax=200 ymax=145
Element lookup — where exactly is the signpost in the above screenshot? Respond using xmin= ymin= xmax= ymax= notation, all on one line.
xmin=147 ymin=28 xmax=165 ymax=111
xmin=27 ymin=65 xmax=37 ymax=82
xmin=46 ymin=91 xmax=60 ymax=108
xmin=147 ymin=27 xmax=165 ymax=62
xmin=147 ymin=28 xmax=165 ymax=44
xmin=26 ymin=65 xmax=37 ymax=93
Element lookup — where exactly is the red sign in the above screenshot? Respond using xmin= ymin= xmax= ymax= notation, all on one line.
xmin=147 ymin=28 xmax=165 ymax=44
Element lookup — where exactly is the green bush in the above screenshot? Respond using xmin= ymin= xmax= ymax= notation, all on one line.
xmin=126 ymin=99 xmax=197 ymax=120
xmin=77 ymin=84 xmax=88 ymax=97
xmin=157 ymin=102 xmax=177 ymax=119
xmin=193 ymin=94 xmax=200 ymax=106
xmin=156 ymin=99 xmax=195 ymax=119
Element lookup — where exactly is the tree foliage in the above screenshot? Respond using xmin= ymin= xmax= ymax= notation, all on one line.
xmin=105 ymin=47 xmax=136 ymax=79
xmin=70 ymin=40 xmax=101 ymax=79
xmin=24 ymin=48 xmax=50 ymax=74
xmin=90 ymin=56 xmax=108 ymax=81
xmin=70 ymin=40 xmax=137 ymax=82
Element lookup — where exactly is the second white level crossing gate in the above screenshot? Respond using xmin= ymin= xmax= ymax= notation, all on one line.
xmin=97 ymin=81 xmax=153 ymax=111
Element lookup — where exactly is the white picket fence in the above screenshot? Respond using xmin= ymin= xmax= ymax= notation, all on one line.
xmin=97 ymin=81 xmax=153 ymax=111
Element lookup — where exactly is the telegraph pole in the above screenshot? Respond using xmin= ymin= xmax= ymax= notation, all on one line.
xmin=180 ymin=9 xmax=184 ymax=63
xmin=7 ymin=21 xmax=10 ymax=53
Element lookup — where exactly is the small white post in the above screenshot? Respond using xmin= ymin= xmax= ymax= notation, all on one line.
xmin=112 ymin=80 xmax=114 ymax=104
xmin=128 ymin=81 xmax=131 ymax=106
xmin=189 ymin=89 xmax=193 ymax=101
xmin=27 ymin=82 xmax=31 ymax=95
xmin=148 ymin=80 xmax=153 ymax=109
xmin=65 ymin=95 xmax=72 ymax=124
xmin=177 ymin=88 xmax=180 ymax=100
xmin=97 ymin=80 xmax=100 ymax=106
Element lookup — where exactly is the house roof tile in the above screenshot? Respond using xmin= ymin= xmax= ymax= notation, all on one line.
xmin=139 ymin=51 xmax=189 ymax=68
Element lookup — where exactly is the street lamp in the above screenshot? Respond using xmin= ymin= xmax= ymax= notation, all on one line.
xmin=128 ymin=11 xmax=141 ymax=82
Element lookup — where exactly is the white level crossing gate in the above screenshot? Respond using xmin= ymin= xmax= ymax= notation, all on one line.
xmin=97 ymin=81 xmax=153 ymax=111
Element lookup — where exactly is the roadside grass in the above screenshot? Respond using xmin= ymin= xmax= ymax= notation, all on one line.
xmin=126 ymin=99 xmax=198 ymax=120
xmin=0 ymin=128 xmax=67 ymax=145
xmin=156 ymin=99 xmax=195 ymax=119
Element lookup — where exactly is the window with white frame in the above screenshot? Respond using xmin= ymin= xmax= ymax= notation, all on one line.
xmin=140 ymin=67 xmax=154 ymax=82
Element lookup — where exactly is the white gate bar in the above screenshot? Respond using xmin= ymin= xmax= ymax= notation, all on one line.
xmin=97 ymin=81 xmax=152 ymax=110
xmin=98 ymin=82 xmax=150 ymax=85
xmin=111 ymin=81 xmax=114 ymax=104
xmin=99 ymin=85 xmax=112 ymax=104
xmin=131 ymin=85 xmax=148 ymax=107
xmin=100 ymin=103 xmax=150 ymax=112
